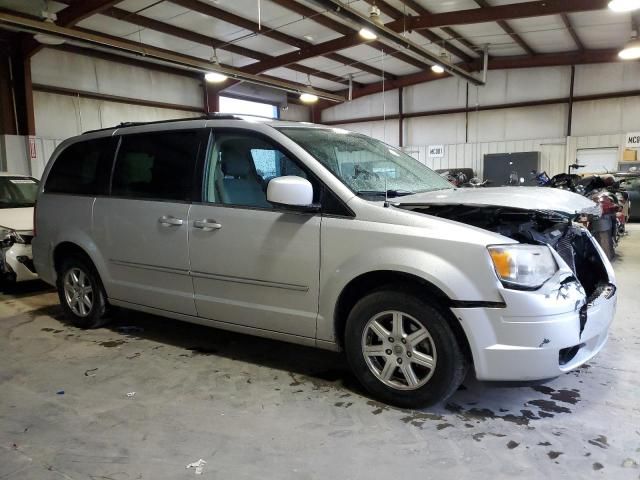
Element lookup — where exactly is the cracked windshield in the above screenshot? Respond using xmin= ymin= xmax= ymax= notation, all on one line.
xmin=278 ymin=127 xmax=452 ymax=198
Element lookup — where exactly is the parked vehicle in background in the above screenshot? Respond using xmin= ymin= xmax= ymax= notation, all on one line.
xmin=0 ymin=174 xmax=39 ymax=284
xmin=616 ymin=173 xmax=639 ymax=222
xmin=33 ymin=117 xmax=616 ymax=408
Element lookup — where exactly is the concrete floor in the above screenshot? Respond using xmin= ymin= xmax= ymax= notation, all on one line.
xmin=1 ymin=229 xmax=640 ymax=480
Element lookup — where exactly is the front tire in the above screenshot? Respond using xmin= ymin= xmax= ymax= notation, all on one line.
xmin=345 ymin=289 xmax=467 ymax=408
xmin=57 ymin=256 xmax=109 ymax=329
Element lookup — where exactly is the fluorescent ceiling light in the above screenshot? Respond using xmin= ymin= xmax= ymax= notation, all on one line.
xmin=619 ymin=37 xmax=640 ymax=59
xmin=431 ymin=64 xmax=445 ymax=74
xmin=205 ymin=71 xmax=228 ymax=83
xmin=299 ymin=92 xmax=319 ymax=103
xmin=608 ymin=0 xmax=640 ymax=12
xmin=34 ymin=33 xmax=65 ymax=45
xmin=359 ymin=28 xmax=377 ymax=40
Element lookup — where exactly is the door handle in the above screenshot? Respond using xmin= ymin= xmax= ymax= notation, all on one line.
xmin=193 ymin=219 xmax=222 ymax=231
xmin=158 ymin=215 xmax=184 ymax=227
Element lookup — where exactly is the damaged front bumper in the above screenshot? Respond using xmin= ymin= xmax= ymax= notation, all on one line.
xmin=453 ymin=233 xmax=616 ymax=382
xmin=1 ymin=242 xmax=39 ymax=283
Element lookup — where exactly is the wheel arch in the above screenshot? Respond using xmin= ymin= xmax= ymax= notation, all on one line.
xmin=53 ymin=242 xmax=96 ymax=274
xmin=333 ymin=270 xmax=473 ymax=363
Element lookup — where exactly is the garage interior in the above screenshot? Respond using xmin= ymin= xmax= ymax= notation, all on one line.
xmin=1 ymin=0 xmax=640 ymax=478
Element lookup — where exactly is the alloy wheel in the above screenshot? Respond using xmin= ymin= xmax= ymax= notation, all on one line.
xmin=361 ymin=310 xmax=437 ymax=390
xmin=63 ymin=267 xmax=93 ymax=317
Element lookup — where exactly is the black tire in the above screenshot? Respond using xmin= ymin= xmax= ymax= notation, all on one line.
xmin=56 ymin=256 xmax=110 ymax=329
xmin=344 ymin=288 xmax=467 ymax=408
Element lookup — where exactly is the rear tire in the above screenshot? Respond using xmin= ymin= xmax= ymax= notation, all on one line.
xmin=344 ymin=288 xmax=467 ymax=408
xmin=56 ymin=256 xmax=109 ymax=329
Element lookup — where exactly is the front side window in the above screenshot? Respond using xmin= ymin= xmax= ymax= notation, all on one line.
xmin=277 ymin=127 xmax=452 ymax=199
xmin=0 ymin=177 xmax=39 ymax=208
xmin=205 ymin=132 xmax=314 ymax=208
xmin=45 ymin=138 xmax=115 ymax=195
xmin=112 ymin=131 xmax=200 ymax=201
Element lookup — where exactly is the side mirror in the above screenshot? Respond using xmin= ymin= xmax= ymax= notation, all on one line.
xmin=267 ymin=176 xmax=320 ymax=212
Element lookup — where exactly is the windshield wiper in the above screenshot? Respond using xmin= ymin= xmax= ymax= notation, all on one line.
xmin=356 ymin=189 xmax=415 ymax=198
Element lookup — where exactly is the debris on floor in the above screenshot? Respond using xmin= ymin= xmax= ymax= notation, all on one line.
xmin=56 ymin=390 xmax=64 ymax=395
xmin=126 ymin=392 xmax=136 ymax=398
xmin=186 ymin=459 xmax=206 ymax=475
xmin=84 ymin=368 xmax=98 ymax=377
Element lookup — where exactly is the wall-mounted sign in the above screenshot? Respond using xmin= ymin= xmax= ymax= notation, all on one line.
xmin=428 ymin=145 xmax=444 ymax=158
xmin=28 ymin=136 xmax=37 ymax=159
xmin=625 ymin=132 xmax=640 ymax=148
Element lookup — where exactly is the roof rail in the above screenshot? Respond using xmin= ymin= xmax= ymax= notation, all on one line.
xmin=82 ymin=113 xmax=244 ymax=135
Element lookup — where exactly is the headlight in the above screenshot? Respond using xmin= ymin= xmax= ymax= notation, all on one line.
xmin=488 ymin=244 xmax=558 ymax=289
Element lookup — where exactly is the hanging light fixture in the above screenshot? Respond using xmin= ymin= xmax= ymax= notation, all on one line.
xmin=431 ymin=51 xmax=448 ymax=74
xmin=205 ymin=72 xmax=228 ymax=83
xmin=205 ymin=48 xmax=228 ymax=83
xmin=300 ymin=92 xmax=319 ymax=103
xmin=34 ymin=4 xmax=64 ymax=45
xmin=300 ymin=74 xmax=319 ymax=103
xmin=359 ymin=27 xmax=377 ymax=40
xmin=619 ymin=31 xmax=640 ymax=59
xmin=608 ymin=0 xmax=640 ymax=12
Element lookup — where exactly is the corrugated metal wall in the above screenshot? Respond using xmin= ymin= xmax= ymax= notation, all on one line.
xmin=403 ymin=138 xmax=567 ymax=178
xmin=322 ymin=62 xmax=640 ymax=179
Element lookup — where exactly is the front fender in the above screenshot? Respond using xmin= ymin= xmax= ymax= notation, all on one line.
xmin=317 ymin=217 xmax=505 ymax=342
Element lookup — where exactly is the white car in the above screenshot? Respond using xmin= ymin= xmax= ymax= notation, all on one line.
xmin=0 ymin=174 xmax=39 ymax=283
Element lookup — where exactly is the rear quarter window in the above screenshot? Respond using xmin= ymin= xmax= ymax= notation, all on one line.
xmin=45 ymin=137 xmax=116 ymax=195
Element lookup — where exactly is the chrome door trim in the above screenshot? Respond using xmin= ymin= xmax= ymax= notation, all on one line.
xmin=109 ymin=259 xmax=190 ymax=275
xmin=109 ymin=260 xmax=309 ymax=292
xmin=190 ymin=270 xmax=309 ymax=292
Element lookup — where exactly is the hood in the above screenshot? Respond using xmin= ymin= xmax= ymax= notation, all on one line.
xmin=398 ymin=186 xmax=598 ymax=215
xmin=0 ymin=207 xmax=34 ymax=232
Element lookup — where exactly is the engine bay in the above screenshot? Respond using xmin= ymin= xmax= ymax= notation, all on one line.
xmin=401 ymin=204 xmax=609 ymax=297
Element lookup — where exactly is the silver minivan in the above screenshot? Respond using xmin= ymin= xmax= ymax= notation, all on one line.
xmin=33 ymin=116 xmax=616 ymax=407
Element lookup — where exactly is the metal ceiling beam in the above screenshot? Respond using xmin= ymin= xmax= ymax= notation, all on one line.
xmin=165 ymin=0 xmax=389 ymax=79
xmin=243 ymin=33 xmax=364 ymax=74
xmin=308 ymin=0 xmax=486 ymax=85
xmin=335 ymin=48 xmax=620 ymax=101
xmin=55 ymin=0 xmax=122 ymax=26
xmin=473 ymin=0 xmax=535 ymax=56
xmin=360 ymin=0 xmax=475 ymax=63
xmin=395 ymin=0 xmax=482 ymax=56
xmin=0 ymin=10 xmax=346 ymax=102
xmin=385 ymin=0 xmax=609 ymax=31
xmin=98 ymin=6 xmax=362 ymax=88
xmin=268 ymin=0 xmax=429 ymax=74
xmin=560 ymin=13 xmax=584 ymax=51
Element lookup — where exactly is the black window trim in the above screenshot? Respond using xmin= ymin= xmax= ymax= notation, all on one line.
xmin=43 ymin=136 xmax=119 ymax=197
xmin=108 ymin=128 xmax=208 ymax=203
xmin=196 ymin=127 xmax=354 ymax=218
